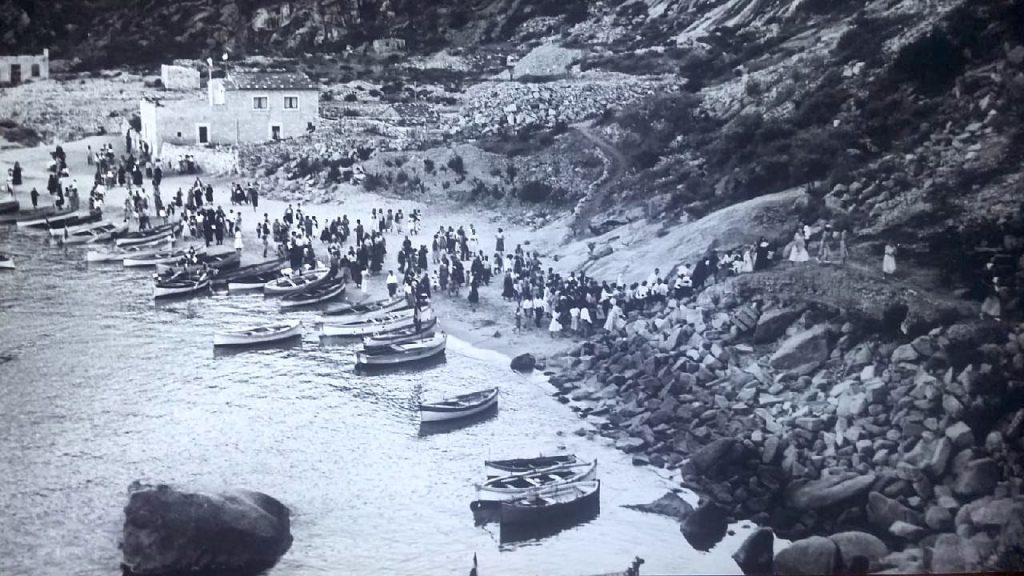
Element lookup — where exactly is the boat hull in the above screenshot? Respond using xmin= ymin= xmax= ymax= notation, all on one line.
xmin=500 ymin=480 xmax=601 ymax=526
xmin=213 ymin=321 xmax=302 ymax=346
xmin=485 ymin=455 xmax=580 ymax=474
xmin=280 ymin=280 xmax=346 ymax=310
xmin=322 ymin=311 xmax=427 ymax=337
xmin=0 ymin=258 xmax=14 ymax=270
xmin=355 ymin=340 xmax=445 ymax=365
xmin=17 ymin=209 xmax=102 ymax=230
xmin=420 ymin=389 xmax=499 ymax=422
xmin=322 ymin=295 xmax=407 ymax=316
xmin=263 ymin=270 xmax=330 ymax=295
xmin=0 ymin=199 xmax=20 ymax=214
xmin=0 ymin=205 xmax=56 ymax=224
xmin=212 ymin=258 xmax=287 ymax=287
xmin=153 ymin=277 xmax=211 ymax=299
xmin=114 ymin=222 xmax=181 ymax=247
xmin=477 ymin=461 xmax=599 ymax=501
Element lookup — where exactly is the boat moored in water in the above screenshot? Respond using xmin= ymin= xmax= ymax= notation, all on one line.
xmin=361 ymin=319 xmax=438 ymax=350
xmin=355 ymin=331 xmax=446 ymax=366
xmin=124 ymin=245 xmax=207 ymax=268
xmin=419 ymin=387 xmax=498 ymax=422
xmin=477 ymin=460 xmax=598 ymax=501
xmin=485 ymin=455 xmax=580 ymax=474
xmin=213 ymin=319 xmax=302 ymax=347
xmin=321 ymin=308 xmax=431 ymax=337
xmin=153 ymin=271 xmax=211 ymax=299
xmin=0 ymin=254 xmax=14 ymax=270
xmin=154 ymin=248 xmax=239 ymax=275
xmin=211 ymin=257 xmax=287 ymax=288
xmin=499 ymin=480 xmax=601 ymax=525
xmin=280 ymin=278 xmax=346 ymax=310
xmin=263 ymin=268 xmax=331 ymax=296
xmin=322 ymin=295 xmax=407 ymax=316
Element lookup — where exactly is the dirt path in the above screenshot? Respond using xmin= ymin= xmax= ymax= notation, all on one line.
xmin=571 ymin=124 xmax=628 ymax=236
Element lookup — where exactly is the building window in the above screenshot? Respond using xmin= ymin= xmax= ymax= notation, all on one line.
xmin=283 ymin=96 xmax=299 ymax=110
xmin=31 ymin=64 xmax=40 ymax=77
xmin=252 ymin=96 xmax=268 ymax=110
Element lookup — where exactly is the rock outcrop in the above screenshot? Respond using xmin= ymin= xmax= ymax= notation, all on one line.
xmin=121 ymin=483 xmax=292 ymax=576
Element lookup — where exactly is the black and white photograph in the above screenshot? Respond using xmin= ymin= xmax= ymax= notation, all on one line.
xmin=1 ymin=1 xmax=1024 ymax=575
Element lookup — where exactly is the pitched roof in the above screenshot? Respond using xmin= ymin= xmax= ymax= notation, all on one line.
xmin=224 ymin=72 xmax=318 ymax=91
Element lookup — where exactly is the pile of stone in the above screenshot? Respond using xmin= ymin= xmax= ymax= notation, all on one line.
xmin=457 ymin=74 xmax=670 ymax=137
xmin=546 ymin=293 xmax=1024 ymax=572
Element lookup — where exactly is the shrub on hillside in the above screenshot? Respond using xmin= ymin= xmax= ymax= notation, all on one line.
xmin=518 ymin=181 xmax=553 ymax=203
xmin=363 ymin=173 xmax=384 ymax=192
xmin=892 ymin=30 xmax=965 ymax=94
xmin=447 ymin=154 xmax=465 ymax=175
xmin=344 ymin=93 xmax=358 ymax=102
xmin=423 ymin=158 xmax=435 ymax=173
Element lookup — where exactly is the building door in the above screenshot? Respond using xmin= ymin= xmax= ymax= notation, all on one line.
xmin=271 ymin=125 xmax=281 ymax=141
xmin=197 ymin=124 xmax=209 ymax=144
xmin=10 ymin=64 xmax=21 ymax=85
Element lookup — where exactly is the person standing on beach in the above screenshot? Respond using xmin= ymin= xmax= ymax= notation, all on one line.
xmin=30 ymin=187 xmax=39 ymax=209
xmin=386 ymin=270 xmax=398 ymax=297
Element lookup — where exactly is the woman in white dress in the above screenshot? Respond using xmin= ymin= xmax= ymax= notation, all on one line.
xmin=882 ymin=244 xmax=897 ymax=276
xmin=233 ymin=230 xmax=244 ymax=254
xmin=788 ymin=231 xmax=810 ymax=263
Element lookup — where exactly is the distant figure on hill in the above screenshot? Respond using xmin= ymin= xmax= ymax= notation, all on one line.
xmin=787 ymin=231 xmax=810 ymax=263
xmin=882 ymin=243 xmax=897 ymax=277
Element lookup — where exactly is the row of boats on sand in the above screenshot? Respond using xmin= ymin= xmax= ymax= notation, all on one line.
xmin=3 ymin=203 xmax=606 ymax=538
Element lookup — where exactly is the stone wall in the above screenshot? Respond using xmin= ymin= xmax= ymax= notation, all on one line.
xmin=160 ymin=64 xmax=200 ymax=91
xmin=159 ymin=142 xmax=239 ymax=176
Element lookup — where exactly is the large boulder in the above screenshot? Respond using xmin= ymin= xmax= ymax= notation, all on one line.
xmin=623 ymin=491 xmax=694 ymax=520
xmin=121 ymin=484 xmax=292 ymax=576
xmin=867 ymin=491 xmax=923 ymax=530
xmin=512 ymin=44 xmax=582 ymax=80
xmin=687 ymin=438 xmax=741 ymax=476
xmin=770 ymin=325 xmax=830 ymax=372
xmin=681 ymin=502 xmax=729 ymax=552
xmin=753 ymin=307 xmax=803 ymax=344
xmin=953 ymin=458 xmax=1000 ymax=498
xmin=786 ymin=473 xmax=876 ymax=510
xmin=510 ymin=353 xmax=537 ymax=372
xmin=733 ymin=527 xmax=774 ymax=575
xmin=930 ymin=533 xmax=982 ymax=572
xmin=774 ymin=536 xmax=839 ymax=575
xmin=829 ymin=531 xmax=889 ymax=572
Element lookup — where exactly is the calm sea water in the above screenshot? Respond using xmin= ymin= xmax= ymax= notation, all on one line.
xmin=0 ymin=226 xmax=750 ymax=576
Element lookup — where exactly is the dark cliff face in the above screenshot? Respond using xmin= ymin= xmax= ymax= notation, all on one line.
xmin=0 ymin=0 xmax=592 ymax=66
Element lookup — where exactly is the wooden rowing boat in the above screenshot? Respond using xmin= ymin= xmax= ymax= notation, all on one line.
xmin=280 ymin=278 xmax=346 ymax=310
xmin=54 ymin=221 xmax=128 ymax=244
xmin=263 ymin=268 xmax=331 ymax=296
xmin=48 ymin=218 xmax=116 ymax=238
xmin=320 ymin=308 xmax=432 ymax=337
xmin=485 ymin=455 xmax=580 ymax=474
xmin=419 ymin=387 xmax=498 ymax=422
xmin=211 ymin=257 xmax=287 ymax=288
xmin=0 ymin=254 xmax=14 ymax=270
xmin=86 ymin=237 xmax=174 ymax=263
xmin=477 ymin=460 xmax=598 ymax=501
xmin=361 ymin=319 xmax=438 ymax=349
xmin=227 ymin=272 xmax=283 ymax=292
xmin=322 ymin=295 xmax=407 ymax=316
xmin=0 ymin=205 xmax=56 ymax=224
xmin=316 ymin=305 xmax=414 ymax=326
xmin=213 ymin=320 xmax=302 ymax=346
xmin=153 ymin=271 xmax=211 ymax=299
xmin=0 ymin=198 xmax=19 ymax=214
xmin=500 ymin=480 xmax=600 ymax=525
xmin=124 ymin=245 xmax=210 ymax=268
xmin=154 ymin=249 xmax=239 ymax=275
xmin=114 ymin=221 xmax=182 ymax=247
xmin=17 ymin=209 xmax=102 ymax=230
xmin=355 ymin=331 xmax=446 ymax=366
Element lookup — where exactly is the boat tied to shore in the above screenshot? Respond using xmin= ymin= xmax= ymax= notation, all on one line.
xmin=499 ymin=480 xmax=601 ymax=525
xmin=280 ymin=277 xmax=347 ymax=310
xmin=485 ymin=455 xmax=580 ymax=474
xmin=213 ymin=320 xmax=303 ymax=347
xmin=476 ymin=460 xmax=599 ymax=501
xmin=419 ymin=387 xmax=499 ymax=422
xmin=355 ymin=331 xmax=446 ymax=366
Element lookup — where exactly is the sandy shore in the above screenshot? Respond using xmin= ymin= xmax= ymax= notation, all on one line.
xmin=0 ymin=135 xmax=579 ymax=362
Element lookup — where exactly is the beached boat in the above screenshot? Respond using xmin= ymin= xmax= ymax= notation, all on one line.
xmin=317 ymin=305 xmax=415 ymax=326
xmin=263 ymin=269 xmax=331 ymax=296
xmin=321 ymin=308 xmax=432 ymax=337
xmin=213 ymin=319 xmax=302 ymax=347
xmin=280 ymin=278 xmax=346 ymax=310
xmin=419 ymin=387 xmax=498 ymax=423
xmin=500 ymin=480 xmax=601 ymax=525
xmin=0 ymin=254 xmax=14 ymax=270
xmin=0 ymin=198 xmax=19 ymax=214
xmin=211 ymin=257 xmax=287 ymax=288
xmin=54 ymin=221 xmax=128 ymax=244
xmin=227 ymin=272 xmax=283 ymax=292
xmin=124 ymin=246 xmax=208 ymax=268
xmin=362 ymin=319 xmax=438 ymax=349
xmin=17 ymin=209 xmax=102 ymax=230
xmin=0 ymin=205 xmax=57 ymax=224
xmin=114 ymin=222 xmax=181 ymax=247
xmin=153 ymin=271 xmax=211 ymax=299
xmin=477 ymin=460 xmax=599 ymax=501
xmin=485 ymin=455 xmax=580 ymax=474
xmin=354 ymin=331 xmax=446 ymax=366
xmin=154 ymin=249 xmax=239 ymax=275
xmin=49 ymin=218 xmax=116 ymax=238
xmin=86 ymin=238 xmax=173 ymax=263
xmin=322 ymin=295 xmax=407 ymax=316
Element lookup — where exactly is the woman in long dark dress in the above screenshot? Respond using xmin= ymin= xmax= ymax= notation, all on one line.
xmin=12 ymin=162 xmax=22 ymax=186
xmin=468 ymin=277 xmax=480 ymax=306
xmin=502 ymin=272 xmax=515 ymax=300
